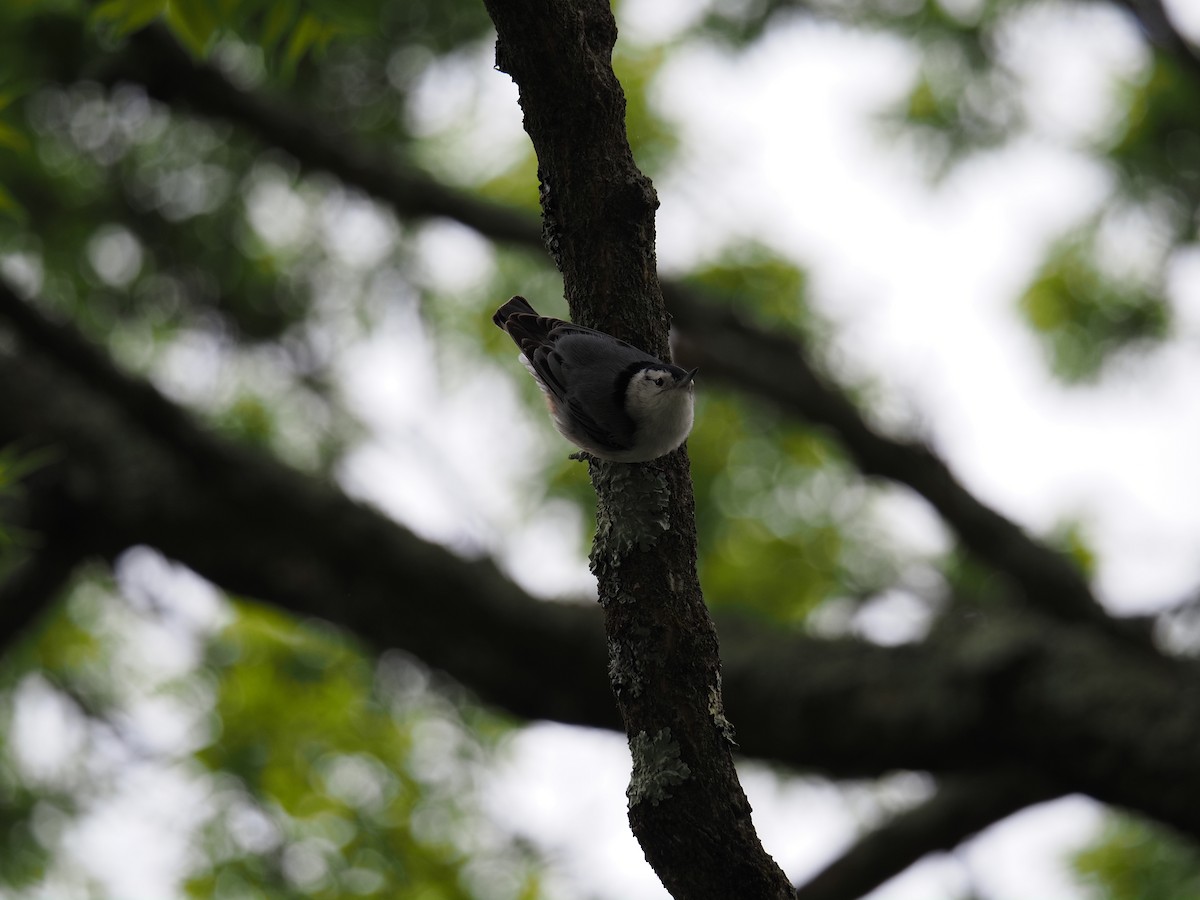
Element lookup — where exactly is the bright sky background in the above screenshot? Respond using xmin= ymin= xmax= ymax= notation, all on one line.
xmin=13 ymin=0 xmax=1200 ymax=897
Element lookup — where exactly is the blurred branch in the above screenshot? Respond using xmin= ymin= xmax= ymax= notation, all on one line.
xmin=792 ymin=769 xmax=1062 ymax=900
xmin=751 ymin=0 xmax=1200 ymax=94
xmin=0 ymin=267 xmax=209 ymax=453
xmin=104 ymin=27 xmax=544 ymax=249
xmin=83 ymin=25 xmax=1146 ymax=644
xmin=7 ymin=279 xmax=1200 ymax=843
xmin=0 ymin=278 xmax=618 ymax=730
xmin=667 ymin=295 xmax=1151 ymax=647
xmin=105 ymin=6 xmax=1200 ymax=201
xmin=1110 ymin=0 xmax=1200 ymax=83
xmin=722 ymin=600 xmax=1200 ymax=841
xmin=0 ymin=425 xmax=101 ymax=652
xmin=0 ymin=540 xmax=86 ymax=652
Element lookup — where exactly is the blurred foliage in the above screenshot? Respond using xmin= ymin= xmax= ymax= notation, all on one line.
xmin=673 ymin=249 xmax=894 ymax=620
xmin=878 ymin=2 xmax=1019 ymax=174
xmin=190 ymin=602 xmax=539 ymax=899
xmin=91 ymin=0 xmax=372 ymax=68
xmin=0 ymin=574 xmax=136 ymax=896
xmin=1076 ymin=815 xmax=1200 ymax=900
xmin=0 ymin=573 xmax=541 ymax=898
xmin=614 ymin=44 xmax=678 ymax=177
xmin=690 ymin=400 xmax=874 ymax=621
xmin=1018 ymin=232 xmax=1170 ymax=383
xmin=1108 ymin=56 xmax=1200 ymax=237
xmin=891 ymin=61 xmax=1018 ymax=176
xmin=0 ymin=446 xmax=57 ymax=562
xmin=685 ymin=243 xmax=817 ymax=333
xmin=0 ymin=0 xmax=545 ymax=891
xmin=0 ymin=0 xmax=1197 ymax=893
xmin=1049 ymin=518 xmax=1098 ymax=579
xmin=940 ymin=516 xmax=1096 ymax=618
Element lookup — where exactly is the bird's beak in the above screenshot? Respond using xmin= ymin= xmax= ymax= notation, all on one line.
xmin=677 ymin=367 xmax=698 ymax=388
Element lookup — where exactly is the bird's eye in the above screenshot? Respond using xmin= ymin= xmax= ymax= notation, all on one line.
xmin=654 ymin=377 xmax=664 ymax=387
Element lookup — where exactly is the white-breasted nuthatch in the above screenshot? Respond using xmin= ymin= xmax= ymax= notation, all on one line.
xmin=493 ymin=296 xmax=697 ymax=462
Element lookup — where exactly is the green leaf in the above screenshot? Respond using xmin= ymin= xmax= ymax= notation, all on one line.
xmin=219 ymin=394 xmax=276 ymax=446
xmin=259 ymin=0 xmax=298 ymax=54
xmin=91 ymin=0 xmax=166 ymax=35
xmin=686 ymin=242 xmax=814 ymax=332
xmin=0 ymin=122 xmax=28 ymax=155
xmin=282 ymin=12 xmax=332 ymax=71
xmin=0 ymin=90 xmax=30 ymax=157
xmin=0 ymin=182 xmax=27 ymax=221
xmin=1076 ymin=815 xmax=1200 ymax=900
xmin=1109 ymin=57 xmax=1200 ymax=231
xmin=1018 ymin=233 xmax=1170 ymax=383
xmin=906 ymin=75 xmax=954 ymax=129
xmin=165 ymin=0 xmax=219 ymax=57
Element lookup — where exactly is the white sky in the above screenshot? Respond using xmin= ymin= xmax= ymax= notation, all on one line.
xmin=15 ymin=0 xmax=1200 ymax=897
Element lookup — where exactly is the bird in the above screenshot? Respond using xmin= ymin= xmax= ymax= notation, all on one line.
xmin=493 ymin=295 xmax=696 ymax=462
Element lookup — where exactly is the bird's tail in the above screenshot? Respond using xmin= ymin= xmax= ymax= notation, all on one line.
xmin=493 ymin=295 xmax=552 ymax=347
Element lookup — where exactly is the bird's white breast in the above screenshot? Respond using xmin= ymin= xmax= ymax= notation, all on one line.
xmin=626 ymin=388 xmax=694 ymax=461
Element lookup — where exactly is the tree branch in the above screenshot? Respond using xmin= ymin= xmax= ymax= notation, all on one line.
xmin=7 ymin=280 xmax=1200 ymax=845
xmin=666 ymin=294 xmax=1150 ymax=645
xmin=0 ymin=540 xmax=86 ymax=651
xmin=792 ymin=770 xmax=1062 ymax=900
xmin=1109 ymin=0 xmax=1200 ymax=84
xmin=0 ymin=432 xmax=103 ymax=651
xmin=104 ymin=27 xmax=544 ymax=250
xmin=84 ymin=25 xmax=1145 ymax=646
xmin=479 ymin=0 xmax=794 ymax=896
xmin=0 ymin=279 xmax=618 ymax=730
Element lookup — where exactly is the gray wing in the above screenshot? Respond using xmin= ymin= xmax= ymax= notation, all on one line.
xmin=494 ymin=296 xmax=659 ymax=452
xmin=533 ymin=333 xmax=650 ymax=452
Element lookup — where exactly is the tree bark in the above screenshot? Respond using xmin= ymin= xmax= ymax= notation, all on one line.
xmin=478 ymin=1 xmax=794 ymax=897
